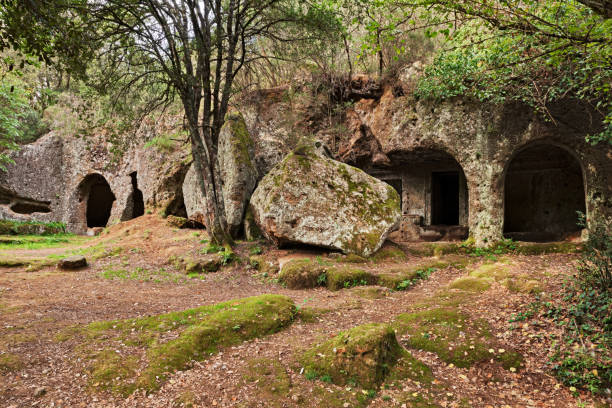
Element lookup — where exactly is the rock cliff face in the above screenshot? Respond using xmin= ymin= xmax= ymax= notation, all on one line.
xmin=1 ymin=75 xmax=610 ymax=246
xmin=249 ymin=140 xmax=400 ymax=257
xmin=0 ymin=117 xmax=191 ymax=234
xmin=241 ymin=80 xmax=611 ymax=246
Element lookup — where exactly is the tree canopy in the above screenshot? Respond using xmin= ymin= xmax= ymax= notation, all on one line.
xmin=0 ymin=0 xmax=610 ymax=239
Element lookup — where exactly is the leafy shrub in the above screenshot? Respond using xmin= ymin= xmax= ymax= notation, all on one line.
xmin=577 ymin=216 xmax=611 ymax=290
xmin=546 ymin=217 xmax=612 ymax=394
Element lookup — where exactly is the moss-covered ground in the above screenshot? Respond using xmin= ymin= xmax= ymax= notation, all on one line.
xmin=0 ymin=215 xmax=601 ymax=407
xmin=60 ymin=294 xmax=296 ymax=395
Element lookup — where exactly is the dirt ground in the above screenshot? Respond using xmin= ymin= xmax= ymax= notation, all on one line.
xmin=0 ymin=215 xmax=609 ymax=408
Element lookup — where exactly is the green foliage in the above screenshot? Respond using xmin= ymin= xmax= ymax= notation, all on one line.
xmin=0 ymin=78 xmax=25 ymax=169
xmin=0 ymin=219 xmax=66 ymax=235
xmin=546 ymin=219 xmax=612 ymax=393
xmin=511 ymin=218 xmax=611 ymax=394
xmin=577 ymin=215 xmax=611 ymax=290
xmin=415 ymin=1 xmax=612 ymax=144
xmin=395 ymin=267 xmax=435 ymax=291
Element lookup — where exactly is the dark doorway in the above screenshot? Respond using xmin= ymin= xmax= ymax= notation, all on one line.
xmin=431 ymin=172 xmax=459 ymax=225
xmin=129 ymin=172 xmax=145 ymax=219
xmin=85 ymin=175 xmax=116 ymax=227
xmin=504 ymin=144 xmax=585 ymax=241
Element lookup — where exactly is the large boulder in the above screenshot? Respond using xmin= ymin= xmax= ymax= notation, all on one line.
xmin=219 ymin=112 xmax=258 ymax=236
xmin=249 ymin=140 xmax=400 ymax=257
xmin=182 ymin=164 xmax=207 ymax=225
xmin=182 ymin=112 xmax=258 ymax=235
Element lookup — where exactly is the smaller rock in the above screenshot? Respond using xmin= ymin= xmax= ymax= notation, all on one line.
xmin=86 ymin=227 xmax=104 ymax=236
xmin=34 ymin=387 xmax=46 ymax=397
xmin=58 ymin=256 xmax=87 ymax=270
xmin=184 ymin=256 xmax=223 ymax=274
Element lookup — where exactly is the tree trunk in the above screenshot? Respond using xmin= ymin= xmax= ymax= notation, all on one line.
xmin=187 ymin=121 xmax=233 ymax=246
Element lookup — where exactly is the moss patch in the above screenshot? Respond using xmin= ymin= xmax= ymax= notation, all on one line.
xmin=448 ymin=276 xmax=492 ymax=293
xmin=69 ymin=295 xmax=296 ymax=394
xmin=394 ymin=308 xmax=522 ymax=370
xmin=299 ymin=323 xmax=409 ymax=389
xmin=342 ymin=253 xmax=369 ymax=263
xmin=350 ymin=286 xmax=390 ymax=299
xmin=242 ymin=358 xmax=291 ymax=405
xmin=278 ymin=258 xmax=328 ymax=289
xmin=502 ymin=277 xmax=542 ymax=294
xmin=369 ymin=246 xmax=407 ymax=263
xmin=0 ymin=352 xmax=22 ymax=372
xmin=87 ymin=349 xmax=140 ymax=395
xmin=514 ymin=242 xmax=580 ymax=255
xmin=385 ymin=350 xmax=434 ymax=385
xmin=327 ymin=267 xmax=377 ymax=291
xmin=468 ymin=264 xmax=509 ymax=281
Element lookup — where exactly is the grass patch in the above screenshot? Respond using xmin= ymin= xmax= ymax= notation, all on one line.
xmin=0 ymin=234 xmax=88 ymax=250
xmin=99 ymin=266 xmax=189 ymax=284
xmin=68 ymin=295 xmax=296 ymax=394
xmin=0 ymin=220 xmax=66 ymax=235
xmin=0 ymin=352 xmax=22 ymax=372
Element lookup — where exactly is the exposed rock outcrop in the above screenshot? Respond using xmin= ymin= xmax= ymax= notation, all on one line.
xmin=182 ymin=164 xmax=207 ymax=225
xmin=218 ymin=112 xmax=258 ymax=236
xmin=338 ymin=109 xmax=390 ymax=167
xmin=249 ymin=140 xmax=400 ymax=257
xmin=0 ymin=115 xmax=191 ymax=234
xmin=182 ymin=112 xmax=258 ymax=236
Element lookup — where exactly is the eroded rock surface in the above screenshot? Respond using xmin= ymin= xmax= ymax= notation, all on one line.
xmin=182 ymin=112 xmax=258 ymax=236
xmin=218 ymin=112 xmax=258 ymax=236
xmin=250 ymin=140 xmax=400 ymax=257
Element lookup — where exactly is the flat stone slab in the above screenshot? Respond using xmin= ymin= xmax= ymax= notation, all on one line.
xmin=58 ymin=256 xmax=87 ymax=270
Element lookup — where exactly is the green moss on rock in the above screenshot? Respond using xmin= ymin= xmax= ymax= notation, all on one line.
xmin=326 ymin=267 xmax=377 ymax=291
xmin=299 ymin=323 xmax=406 ymax=389
xmin=369 ymin=245 xmax=407 ymax=263
xmin=77 ymin=295 xmax=295 ymax=394
xmin=278 ymin=258 xmax=328 ymax=289
xmin=448 ymin=276 xmax=492 ymax=292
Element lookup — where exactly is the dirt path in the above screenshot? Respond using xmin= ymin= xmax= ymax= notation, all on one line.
xmin=0 ymin=217 xmax=608 ymax=408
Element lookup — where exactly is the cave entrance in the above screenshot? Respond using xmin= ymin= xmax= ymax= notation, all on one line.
xmin=126 ymin=172 xmax=145 ymax=219
xmin=370 ymin=148 xmax=469 ymax=242
xmin=431 ymin=172 xmax=460 ymax=225
xmin=80 ymin=174 xmax=116 ymax=228
xmin=504 ymin=144 xmax=586 ymax=242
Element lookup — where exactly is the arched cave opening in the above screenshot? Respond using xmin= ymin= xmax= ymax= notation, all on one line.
xmin=504 ymin=144 xmax=586 ymax=242
xmin=80 ymin=174 xmax=116 ymax=228
xmin=127 ymin=172 xmax=145 ymax=219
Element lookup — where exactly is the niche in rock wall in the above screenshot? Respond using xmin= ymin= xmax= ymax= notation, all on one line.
xmin=504 ymin=144 xmax=586 ymax=242
xmin=10 ymin=202 xmax=51 ymax=214
xmin=79 ymin=174 xmax=116 ymax=228
xmin=124 ymin=172 xmax=145 ymax=220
